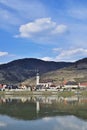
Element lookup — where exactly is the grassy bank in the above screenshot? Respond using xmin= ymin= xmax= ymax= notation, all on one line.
xmin=0 ymin=90 xmax=87 ymax=97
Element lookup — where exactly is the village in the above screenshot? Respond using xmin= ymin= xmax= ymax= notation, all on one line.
xmin=0 ymin=72 xmax=87 ymax=92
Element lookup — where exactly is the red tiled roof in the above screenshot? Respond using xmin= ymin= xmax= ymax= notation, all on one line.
xmin=80 ymin=82 xmax=87 ymax=86
xmin=0 ymin=84 xmax=3 ymax=89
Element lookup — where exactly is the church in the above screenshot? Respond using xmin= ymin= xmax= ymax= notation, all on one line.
xmin=36 ymin=72 xmax=53 ymax=88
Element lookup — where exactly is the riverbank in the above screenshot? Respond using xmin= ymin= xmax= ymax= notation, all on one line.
xmin=0 ymin=90 xmax=87 ymax=97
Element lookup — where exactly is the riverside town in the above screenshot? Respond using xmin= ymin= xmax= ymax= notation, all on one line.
xmin=0 ymin=72 xmax=87 ymax=92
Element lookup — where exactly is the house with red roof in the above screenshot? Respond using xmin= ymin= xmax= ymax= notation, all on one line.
xmin=0 ymin=84 xmax=3 ymax=91
xmin=79 ymin=82 xmax=87 ymax=88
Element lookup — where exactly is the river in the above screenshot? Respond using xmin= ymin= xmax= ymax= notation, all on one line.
xmin=0 ymin=95 xmax=87 ymax=130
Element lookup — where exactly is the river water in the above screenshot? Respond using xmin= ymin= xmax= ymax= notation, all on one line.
xmin=0 ymin=95 xmax=87 ymax=130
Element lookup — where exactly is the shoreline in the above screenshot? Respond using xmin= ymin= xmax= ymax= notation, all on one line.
xmin=0 ymin=90 xmax=87 ymax=97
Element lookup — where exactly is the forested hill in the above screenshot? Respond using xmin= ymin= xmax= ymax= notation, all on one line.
xmin=0 ymin=58 xmax=72 ymax=84
xmin=22 ymin=57 xmax=87 ymax=86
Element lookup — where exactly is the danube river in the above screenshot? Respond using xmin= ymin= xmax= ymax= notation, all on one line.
xmin=0 ymin=95 xmax=87 ymax=130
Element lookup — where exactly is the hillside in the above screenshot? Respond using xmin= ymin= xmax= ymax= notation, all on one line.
xmin=22 ymin=58 xmax=87 ymax=86
xmin=0 ymin=58 xmax=72 ymax=84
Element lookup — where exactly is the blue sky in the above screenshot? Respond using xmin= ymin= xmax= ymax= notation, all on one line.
xmin=0 ymin=0 xmax=87 ymax=64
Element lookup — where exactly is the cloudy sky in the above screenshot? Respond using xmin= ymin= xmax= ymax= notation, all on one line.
xmin=0 ymin=0 xmax=87 ymax=63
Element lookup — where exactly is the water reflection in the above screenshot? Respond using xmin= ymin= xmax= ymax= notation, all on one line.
xmin=0 ymin=95 xmax=87 ymax=104
xmin=0 ymin=95 xmax=87 ymax=120
xmin=0 ymin=95 xmax=87 ymax=130
xmin=0 ymin=115 xmax=87 ymax=130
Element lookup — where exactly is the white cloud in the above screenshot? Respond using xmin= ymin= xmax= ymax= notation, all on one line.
xmin=0 ymin=0 xmax=48 ymax=30
xmin=41 ymin=57 xmax=53 ymax=61
xmin=16 ymin=17 xmax=68 ymax=43
xmin=53 ymin=48 xmax=62 ymax=52
xmin=0 ymin=8 xmax=21 ymax=29
xmin=0 ymin=52 xmax=8 ymax=57
xmin=55 ymin=48 xmax=87 ymax=61
xmin=52 ymin=24 xmax=67 ymax=34
xmin=68 ymin=8 xmax=87 ymax=20
xmin=0 ymin=0 xmax=47 ymax=17
xmin=41 ymin=48 xmax=87 ymax=62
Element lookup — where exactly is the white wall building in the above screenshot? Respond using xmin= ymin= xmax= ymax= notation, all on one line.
xmin=36 ymin=72 xmax=52 ymax=88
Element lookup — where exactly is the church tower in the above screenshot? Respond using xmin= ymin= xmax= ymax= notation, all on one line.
xmin=36 ymin=72 xmax=40 ymax=85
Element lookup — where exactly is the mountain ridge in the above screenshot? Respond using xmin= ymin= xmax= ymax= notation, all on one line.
xmin=0 ymin=58 xmax=72 ymax=84
xmin=22 ymin=57 xmax=87 ymax=86
xmin=0 ymin=57 xmax=87 ymax=85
